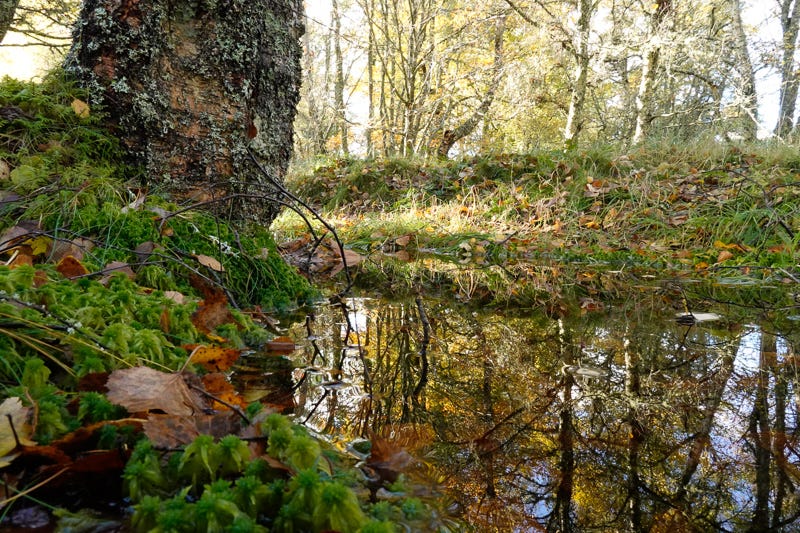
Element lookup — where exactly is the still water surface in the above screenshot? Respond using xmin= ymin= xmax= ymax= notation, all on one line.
xmin=276 ymin=272 xmax=800 ymax=532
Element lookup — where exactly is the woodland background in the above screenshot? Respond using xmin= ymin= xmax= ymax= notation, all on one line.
xmin=1 ymin=0 xmax=797 ymax=159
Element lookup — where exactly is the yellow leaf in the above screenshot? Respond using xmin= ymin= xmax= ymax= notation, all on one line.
xmin=71 ymin=98 xmax=90 ymax=118
xmin=26 ymin=235 xmax=51 ymax=256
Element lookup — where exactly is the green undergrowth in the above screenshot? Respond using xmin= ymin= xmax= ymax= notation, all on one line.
xmin=281 ymin=143 xmax=800 ymax=303
xmin=125 ymin=411 xmax=452 ymax=533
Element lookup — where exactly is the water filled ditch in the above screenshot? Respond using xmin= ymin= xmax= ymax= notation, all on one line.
xmin=268 ymin=267 xmax=800 ymax=531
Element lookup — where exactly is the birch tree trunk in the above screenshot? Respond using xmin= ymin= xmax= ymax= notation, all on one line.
xmin=563 ymin=0 xmax=594 ymax=148
xmin=632 ymin=0 xmax=672 ymax=145
xmin=332 ymin=0 xmax=349 ymax=155
xmin=774 ymin=0 xmax=800 ymax=138
xmin=66 ymin=0 xmax=304 ymax=224
xmin=730 ymin=0 xmax=758 ymax=141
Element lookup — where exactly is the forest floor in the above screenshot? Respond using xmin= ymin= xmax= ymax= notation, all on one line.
xmin=276 ymin=145 xmax=800 ymax=305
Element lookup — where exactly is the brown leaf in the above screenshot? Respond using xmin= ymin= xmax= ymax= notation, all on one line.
xmin=716 ymin=250 xmax=734 ymax=263
xmin=134 ymin=241 xmax=157 ymax=262
xmin=394 ymin=234 xmax=412 ymax=247
xmin=143 ymin=412 xmax=241 ymax=448
xmin=56 ymin=256 xmax=88 ymax=279
xmin=106 ymin=367 xmax=206 ymax=416
xmin=194 ymin=254 xmax=225 ymax=272
xmin=163 ymin=291 xmax=187 ymax=305
xmin=50 ymin=237 xmax=94 ymax=262
xmin=100 ymin=261 xmax=136 ymax=283
xmin=190 ymin=280 xmax=236 ymax=334
xmin=0 ymin=221 xmax=40 ymax=249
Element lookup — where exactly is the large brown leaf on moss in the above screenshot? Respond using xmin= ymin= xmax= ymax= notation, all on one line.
xmin=105 ymin=367 xmax=206 ymax=416
xmin=189 ymin=275 xmax=236 ymax=333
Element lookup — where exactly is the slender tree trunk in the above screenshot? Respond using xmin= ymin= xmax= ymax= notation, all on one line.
xmin=632 ymin=0 xmax=672 ymax=145
xmin=563 ymin=0 xmax=593 ymax=148
xmin=435 ymin=12 xmax=506 ymax=158
xmin=730 ymin=0 xmax=758 ymax=141
xmin=0 ymin=0 xmax=20 ymax=45
xmin=67 ymin=0 xmax=304 ymax=224
xmin=365 ymin=0 xmax=375 ymax=157
xmin=775 ymin=0 xmax=800 ymax=138
xmin=332 ymin=0 xmax=349 ymax=155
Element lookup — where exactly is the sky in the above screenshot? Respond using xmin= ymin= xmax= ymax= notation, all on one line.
xmin=0 ymin=0 xmax=784 ymax=137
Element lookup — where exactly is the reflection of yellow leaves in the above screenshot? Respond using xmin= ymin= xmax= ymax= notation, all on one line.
xmin=71 ymin=99 xmax=90 ymax=118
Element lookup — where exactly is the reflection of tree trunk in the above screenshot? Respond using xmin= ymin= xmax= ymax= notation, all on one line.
xmin=625 ymin=337 xmax=643 ymax=532
xmin=481 ymin=355 xmax=497 ymax=498
xmin=674 ymin=345 xmax=735 ymax=502
xmin=768 ymin=335 xmax=789 ymax=529
xmin=411 ymin=296 xmax=430 ymax=408
xmin=747 ymin=331 xmax=774 ymax=533
xmin=554 ymin=319 xmax=575 ymax=532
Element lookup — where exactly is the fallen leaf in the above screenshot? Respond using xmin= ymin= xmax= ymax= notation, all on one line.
xmin=71 ymin=98 xmax=90 ymax=118
xmin=100 ymin=261 xmax=136 ymax=282
xmin=0 ymin=160 xmax=10 ymax=180
xmin=56 ymin=255 xmax=88 ymax=279
xmin=163 ymin=291 xmax=186 ymax=305
xmin=716 ymin=250 xmax=734 ymax=263
xmin=190 ymin=278 xmax=236 ymax=334
xmin=0 ymin=221 xmax=40 ymax=249
xmin=394 ymin=234 xmax=412 ymax=247
xmin=201 ymin=373 xmax=247 ymax=410
xmin=186 ymin=345 xmax=242 ymax=372
xmin=143 ymin=412 xmax=241 ymax=448
xmin=106 ymin=367 xmax=206 ymax=416
xmin=0 ymin=397 xmax=35 ymax=467
xmin=194 ymin=254 xmax=225 ymax=272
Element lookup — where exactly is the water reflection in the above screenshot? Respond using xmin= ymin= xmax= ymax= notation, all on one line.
xmin=282 ymin=285 xmax=800 ymax=532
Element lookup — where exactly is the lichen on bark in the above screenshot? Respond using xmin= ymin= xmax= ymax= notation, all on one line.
xmin=65 ymin=0 xmax=304 ymax=224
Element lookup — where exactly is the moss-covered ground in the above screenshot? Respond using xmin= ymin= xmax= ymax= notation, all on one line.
xmin=0 ymin=76 xmax=456 ymax=531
